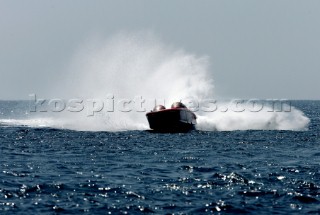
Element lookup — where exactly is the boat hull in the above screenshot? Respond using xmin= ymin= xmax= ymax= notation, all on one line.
xmin=146 ymin=108 xmax=196 ymax=132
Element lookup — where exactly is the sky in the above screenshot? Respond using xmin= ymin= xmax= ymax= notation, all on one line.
xmin=0 ymin=0 xmax=319 ymax=100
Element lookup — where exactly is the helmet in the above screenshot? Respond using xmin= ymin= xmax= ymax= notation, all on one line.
xmin=153 ymin=105 xmax=166 ymax=111
xmin=171 ymin=102 xmax=186 ymax=108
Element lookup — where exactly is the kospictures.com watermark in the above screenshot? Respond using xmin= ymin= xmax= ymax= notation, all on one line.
xmin=28 ymin=94 xmax=292 ymax=116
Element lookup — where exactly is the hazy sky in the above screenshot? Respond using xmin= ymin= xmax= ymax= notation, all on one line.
xmin=1 ymin=0 xmax=319 ymax=100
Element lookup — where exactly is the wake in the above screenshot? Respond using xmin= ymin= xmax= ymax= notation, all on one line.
xmin=1 ymin=31 xmax=310 ymax=131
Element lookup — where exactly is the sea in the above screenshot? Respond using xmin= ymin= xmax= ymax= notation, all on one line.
xmin=0 ymin=100 xmax=319 ymax=214
xmin=0 ymin=32 xmax=319 ymax=214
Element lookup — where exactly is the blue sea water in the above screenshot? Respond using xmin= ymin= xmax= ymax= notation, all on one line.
xmin=0 ymin=100 xmax=319 ymax=214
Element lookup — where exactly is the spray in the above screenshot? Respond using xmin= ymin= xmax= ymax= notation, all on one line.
xmin=1 ymin=31 xmax=310 ymax=131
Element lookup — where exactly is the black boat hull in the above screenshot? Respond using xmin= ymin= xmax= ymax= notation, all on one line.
xmin=146 ymin=108 xmax=196 ymax=132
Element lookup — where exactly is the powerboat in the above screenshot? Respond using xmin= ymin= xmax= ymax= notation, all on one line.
xmin=146 ymin=102 xmax=197 ymax=132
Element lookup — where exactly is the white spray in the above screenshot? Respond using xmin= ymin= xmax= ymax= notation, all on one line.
xmin=2 ymin=31 xmax=310 ymax=131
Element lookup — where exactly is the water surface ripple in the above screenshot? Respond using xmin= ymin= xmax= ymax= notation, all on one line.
xmin=0 ymin=101 xmax=319 ymax=214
